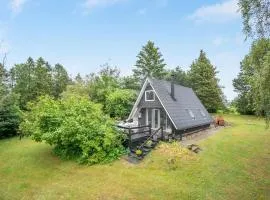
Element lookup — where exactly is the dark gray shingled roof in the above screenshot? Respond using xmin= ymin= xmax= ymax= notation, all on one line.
xmin=149 ymin=78 xmax=213 ymax=130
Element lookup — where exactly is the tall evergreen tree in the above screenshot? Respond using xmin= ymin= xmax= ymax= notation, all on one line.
xmin=34 ymin=57 xmax=53 ymax=97
xmin=0 ymin=63 xmax=20 ymax=139
xmin=11 ymin=57 xmax=36 ymax=108
xmin=52 ymin=64 xmax=70 ymax=98
xmin=188 ymin=50 xmax=224 ymax=112
xmin=10 ymin=57 xmax=70 ymax=108
xmin=133 ymin=41 xmax=166 ymax=82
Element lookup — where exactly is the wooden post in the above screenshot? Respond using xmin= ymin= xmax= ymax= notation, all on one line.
xmin=161 ymin=127 xmax=164 ymax=141
xmin=128 ymin=129 xmax=132 ymax=150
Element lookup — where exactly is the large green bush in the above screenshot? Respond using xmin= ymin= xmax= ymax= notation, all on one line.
xmin=20 ymin=95 xmax=125 ymax=164
xmin=105 ymin=89 xmax=136 ymax=119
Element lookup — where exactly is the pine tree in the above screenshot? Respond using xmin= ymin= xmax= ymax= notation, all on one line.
xmin=133 ymin=41 xmax=166 ymax=82
xmin=52 ymin=64 xmax=70 ymax=98
xmin=188 ymin=50 xmax=224 ymax=112
xmin=0 ymin=63 xmax=20 ymax=138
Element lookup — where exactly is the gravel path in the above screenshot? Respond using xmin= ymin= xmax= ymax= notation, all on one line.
xmin=181 ymin=125 xmax=224 ymax=146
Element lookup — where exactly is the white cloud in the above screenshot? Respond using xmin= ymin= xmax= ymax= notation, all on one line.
xmin=82 ymin=0 xmax=126 ymax=11
xmin=10 ymin=0 xmax=28 ymax=14
xmin=188 ymin=0 xmax=240 ymax=23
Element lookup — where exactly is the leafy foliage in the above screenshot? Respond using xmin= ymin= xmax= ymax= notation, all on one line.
xmin=20 ymin=95 xmax=125 ymax=164
xmin=238 ymin=0 xmax=270 ymax=39
xmin=120 ymin=75 xmax=141 ymax=90
xmin=233 ymin=38 xmax=270 ymax=124
xmin=88 ymin=64 xmax=120 ymax=105
xmin=165 ymin=66 xmax=190 ymax=87
xmin=52 ymin=64 xmax=70 ymax=98
xmin=10 ymin=57 xmax=69 ymax=109
xmin=233 ymin=55 xmax=255 ymax=114
xmin=133 ymin=41 xmax=167 ymax=82
xmin=105 ymin=89 xmax=136 ymax=119
xmin=188 ymin=50 xmax=224 ymax=112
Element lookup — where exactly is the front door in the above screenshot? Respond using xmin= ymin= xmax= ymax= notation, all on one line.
xmin=146 ymin=108 xmax=160 ymax=129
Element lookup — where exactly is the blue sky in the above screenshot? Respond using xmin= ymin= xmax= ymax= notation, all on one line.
xmin=0 ymin=0 xmax=251 ymax=100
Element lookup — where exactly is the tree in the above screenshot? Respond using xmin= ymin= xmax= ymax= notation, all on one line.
xmin=75 ymin=73 xmax=83 ymax=83
xmin=233 ymin=55 xmax=255 ymax=114
xmin=88 ymin=64 xmax=120 ymax=105
xmin=52 ymin=64 xmax=70 ymax=98
xmin=0 ymin=92 xmax=21 ymax=139
xmin=20 ymin=95 xmax=125 ymax=164
xmin=105 ymin=89 xmax=136 ymax=119
xmin=133 ymin=41 xmax=166 ymax=82
xmin=120 ymin=75 xmax=141 ymax=90
xmin=11 ymin=57 xmax=37 ymax=108
xmin=0 ymin=60 xmax=20 ymax=139
xmin=233 ymin=38 xmax=270 ymax=122
xmin=250 ymin=39 xmax=270 ymax=123
xmin=34 ymin=57 xmax=53 ymax=97
xmin=238 ymin=0 xmax=270 ymax=39
xmin=258 ymin=51 xmax=270 ymax=125
xmin=188 ymin=50 xmax=224 ymax=112
xmin=10 ymin=57 xmax=70 ymax=108
xmin=165 ymin=66 xmax=190 ymax=87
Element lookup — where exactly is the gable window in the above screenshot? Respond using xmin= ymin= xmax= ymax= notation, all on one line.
xmin=186 ymin=109 xmax=195 ymax=120
xmin=199 ymin=109 xmax=206 ymax=117
xmin=145 ymin=90 xmax=155 ymax=101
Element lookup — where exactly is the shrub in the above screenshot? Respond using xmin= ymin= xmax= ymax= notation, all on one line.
xmin=20 ymin=95 xmax=125 ymax=164
xmin=105 ymin=89 xmax=136 ymax=119
xmin=135 ymin=149 xmax=142 ymax=156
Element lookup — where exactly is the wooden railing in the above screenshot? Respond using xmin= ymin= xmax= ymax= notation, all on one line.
xmin=117 ymin=124 xmax=164 ymax=149
xmin=117 ymin=124 xmax=152 ymax=148
xmin=138 ymin=127 xmax=163 ymax=150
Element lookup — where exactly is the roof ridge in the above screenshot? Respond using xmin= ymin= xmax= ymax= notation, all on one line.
xmin=148 ymin=77 xmax=192 ymax=90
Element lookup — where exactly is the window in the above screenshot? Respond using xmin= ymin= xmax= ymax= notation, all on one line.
xmin=186 ymin=109 xmax=195 ymax=120
xmin=199 ymin=109 xmax=206 ymax=117
xmin=165 ymin=114 xmax=171 ymax=130
xmin=145 ymin=90 xmax=155 ymax=101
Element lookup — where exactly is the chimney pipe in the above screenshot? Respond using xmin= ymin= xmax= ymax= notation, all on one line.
xmin=171 ymin=74 xmax=175 ymax=100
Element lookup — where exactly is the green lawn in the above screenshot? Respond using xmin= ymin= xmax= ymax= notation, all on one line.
xmin=0 ymin=115 xmax=269 ymax=200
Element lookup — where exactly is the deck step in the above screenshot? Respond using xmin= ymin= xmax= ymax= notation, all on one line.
xmin=128 ymin=152 xmax=144 ymax=160
xmin=141 ymin=147 xmax=151 ymax=152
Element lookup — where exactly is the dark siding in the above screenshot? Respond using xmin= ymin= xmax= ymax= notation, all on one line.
xmin=137 ymin=84 xmax=162 ymax=109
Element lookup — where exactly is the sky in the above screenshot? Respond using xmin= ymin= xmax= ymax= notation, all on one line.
xmin=0 ymin=0 xmax=252 ymax=100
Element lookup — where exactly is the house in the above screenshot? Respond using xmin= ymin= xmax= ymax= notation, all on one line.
xmin=127 ymin=77 xmax=213 ymax=138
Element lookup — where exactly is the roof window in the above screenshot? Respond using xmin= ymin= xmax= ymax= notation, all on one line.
xmin=186 ymin=109 xmax=195 ymax=120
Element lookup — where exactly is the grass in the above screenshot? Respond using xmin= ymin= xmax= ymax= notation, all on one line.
xmin=0 ymin=115 xmax=269 ymax=200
